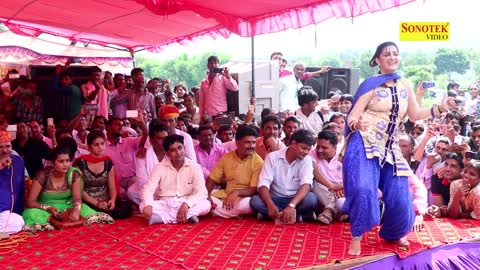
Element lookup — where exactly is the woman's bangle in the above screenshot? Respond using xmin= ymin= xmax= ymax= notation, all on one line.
xmin=349 ymin=120 xmax=358 ymax=131
xmin=438 ymin=105 xmax=448 ymax=114
xmin=74 ymin=202 xmax=82 ymax=210
xmin=40 ymin=204 xmax=50 ymax=210
xmin=431 ymin=105 xmax=444 ymax=118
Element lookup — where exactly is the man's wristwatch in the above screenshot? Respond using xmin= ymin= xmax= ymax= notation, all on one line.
xmin=288 ymin=203 xmax=296 ymax=209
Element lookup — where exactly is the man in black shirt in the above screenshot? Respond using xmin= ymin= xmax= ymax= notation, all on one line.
xmin=11 ymin=122 xmax=51 ymax=177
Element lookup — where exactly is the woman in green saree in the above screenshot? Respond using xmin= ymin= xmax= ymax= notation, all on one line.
xmin=23 ymin=147 xmax=113 ymax=232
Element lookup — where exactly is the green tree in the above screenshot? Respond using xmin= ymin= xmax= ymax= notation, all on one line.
xmin=351 ymin=50 xmax=376 ymax=79
xmin=433 ymin=48 xmax=470 ymax=75
xmin=402 ymin=65 xmax=434 ymax=88
xmin=318 ymin=55 xmax=342 ymax=67
xmin=135 ymin=52 xmax=231 ymax=89
xmin=401 ymin=51 xmax=434 ymax=67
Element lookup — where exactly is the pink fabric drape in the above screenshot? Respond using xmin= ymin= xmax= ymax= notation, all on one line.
xmin=0 ymin=0 xmax=416 ymax=50
xmin=0 ymin=46 xmax=132 ymax=67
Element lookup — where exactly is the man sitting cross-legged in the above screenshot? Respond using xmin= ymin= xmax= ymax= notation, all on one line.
xmin=128 ymin=120 xmax=169 ymax=204
xmin=206 ymin=125 xmax=264 ymax=218
xmin=195 ymin=125 xmax=228 ymax=181
xmin=141 ymin=134 xmax=211 ymax=224
xmin=250 ymin=129 xmax=319 ymax=224
xmin=310 ymin=130 xmax=345 ymax=224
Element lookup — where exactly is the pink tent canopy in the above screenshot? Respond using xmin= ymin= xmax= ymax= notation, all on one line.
xmin=0 ymin=0 xmax=415 ymax=50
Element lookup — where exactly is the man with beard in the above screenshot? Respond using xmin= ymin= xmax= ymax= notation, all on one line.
xmin=206 ymin=125 xmax=263 ymax=218
xmin=104 ymin=113 xmax=147 ymax=197
xmin=251 ymin=129 xmax=318 ymax=224
xmin=282 ymin=116 xmax=301 ymax=147
xmin=0 ymin=131 xmax=25 ymax=233
xmin=128 ymin=120 xmax=169 ymax=204
xmin=255 ymin=116 xmax=286 ymax=160
xmin=128 ymin=68 xmax=157 ymax=119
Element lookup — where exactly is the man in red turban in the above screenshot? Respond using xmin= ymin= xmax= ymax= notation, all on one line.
xmin=0 ymin=130 xmax=25 ymax=233
xmin=158 ymin=105 xmax=197 ymax=162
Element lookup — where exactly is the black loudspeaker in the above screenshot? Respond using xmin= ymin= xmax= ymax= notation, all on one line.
xmin=226 ymin=73 xmax=239 ymax=115
xmin=302 ymin=68 xmax=360 ymax=100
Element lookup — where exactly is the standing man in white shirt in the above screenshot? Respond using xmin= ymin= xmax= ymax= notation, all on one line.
xmin=250 ymin=129 xmax=318 ymax=224
xmin=466 ymin=83 xmax=480 ymax=115
xmin=279 ymin=62 xmax=306 ymax=112
xmin=141 ymin=135 xmax=211 ymax=225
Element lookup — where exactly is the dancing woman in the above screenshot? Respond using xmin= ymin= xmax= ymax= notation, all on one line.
xmin=342 ymin=41 xmax=456 ymax=255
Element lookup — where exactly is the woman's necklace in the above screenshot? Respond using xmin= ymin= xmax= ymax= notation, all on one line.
xmin=50 ymin=174 xmax=66 ymax=192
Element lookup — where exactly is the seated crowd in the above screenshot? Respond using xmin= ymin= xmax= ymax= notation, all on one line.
xmin=1 ymin=55 xmax=480 ymax=237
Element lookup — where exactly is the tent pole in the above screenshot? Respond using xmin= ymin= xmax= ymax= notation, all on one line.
xmin=129 ymin=49 xmax=136 ymax=68
xmin=251 ymin=36 xmax=255 ymax=97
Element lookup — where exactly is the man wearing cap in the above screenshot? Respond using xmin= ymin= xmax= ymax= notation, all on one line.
xmin=158 ymin=105 xmax=197 ymax=162
xmin=0 ymin=131 xmax=26 ymax=233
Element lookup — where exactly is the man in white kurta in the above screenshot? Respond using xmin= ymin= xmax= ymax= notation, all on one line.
xmin=278 ymin=63 xmax=306 ymax=112
xmin=140 ymin=134 xmax=211 ymax=224
xmin=128 ymin=121 xmax=168 ymax=204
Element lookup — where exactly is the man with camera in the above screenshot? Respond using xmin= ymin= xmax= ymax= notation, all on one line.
xmin=198 ymin=55 xmax=238 ymax=117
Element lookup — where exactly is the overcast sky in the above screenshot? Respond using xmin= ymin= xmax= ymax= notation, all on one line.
xmin=140 ymin=0 xmax=475 ymax=61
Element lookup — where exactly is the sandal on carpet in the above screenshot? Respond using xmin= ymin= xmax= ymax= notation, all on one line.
xmin=318 ymin=209 xmax=334 ymax=225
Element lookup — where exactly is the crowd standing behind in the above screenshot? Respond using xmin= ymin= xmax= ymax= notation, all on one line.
xmin=0 ymin=46 xmax=480 ymax=256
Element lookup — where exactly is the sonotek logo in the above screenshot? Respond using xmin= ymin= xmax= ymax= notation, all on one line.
xmin=400 ymin=22 xmax=449 ymax=41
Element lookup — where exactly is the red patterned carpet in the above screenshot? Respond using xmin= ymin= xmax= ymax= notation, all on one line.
xmin=2 ymin=216 xmax=480 ymax=269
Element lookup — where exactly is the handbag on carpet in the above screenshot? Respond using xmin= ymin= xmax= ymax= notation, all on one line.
xmin=49 ymin=208 xmax=85 ymax=229
xmin=48 ymin=167 xmax=85 ymax=229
